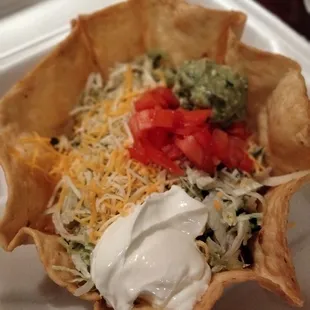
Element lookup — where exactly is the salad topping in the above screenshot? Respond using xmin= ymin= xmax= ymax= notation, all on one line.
xmin=129 ymin=86 xmax=254 ymax=175
xmin=166 ymin=58 xmax=248 ymax=123
xmin=12 ymin=52 xmax=309 ymax=307
xmin=91 ymin=186 xmax=211 ymax=310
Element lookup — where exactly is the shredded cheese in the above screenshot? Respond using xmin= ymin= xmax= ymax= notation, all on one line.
xmin=14 ymin=58 xmax=178 ymax=244
xmin=213 ymin=199 xmax=222 ymax=211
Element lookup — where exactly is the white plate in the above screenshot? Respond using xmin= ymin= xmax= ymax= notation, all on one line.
xmin=1 ymin=1 xmax=310 ymax=309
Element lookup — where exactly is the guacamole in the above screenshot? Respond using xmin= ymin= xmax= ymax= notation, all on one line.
xmin=167 ymin=59 xmax=248 ymax=124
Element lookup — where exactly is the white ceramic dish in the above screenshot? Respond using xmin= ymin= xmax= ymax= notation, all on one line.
xmin=0 ymin=1 xmax=310 ymax=309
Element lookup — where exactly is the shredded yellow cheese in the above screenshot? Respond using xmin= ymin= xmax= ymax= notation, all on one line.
xmin=14 ymin=62 xmax=176 ymax=244
xmin=213 ymin=199 xmax=222 ymax=211
xmin=247 ymin=139 xmax=267 ymax=174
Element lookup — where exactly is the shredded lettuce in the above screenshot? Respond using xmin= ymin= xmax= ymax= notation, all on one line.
xmin=203 ymin=194 xmax=227 ymax=248
xmin=186 ymin=167 xmax=216 ymax=190
xmin=54 ymin=240 xmax=95 ymax=295
xmin=65 ymin=241 xmax=94 ymax=271
xmin=187 ymin=167 xmax=264 ymax=272
xmin=52 ymin=247 xmax=95 ymax=297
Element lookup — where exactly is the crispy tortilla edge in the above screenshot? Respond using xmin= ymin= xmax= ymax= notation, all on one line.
xmin=7 ymin=227 xmax=100 ymax=302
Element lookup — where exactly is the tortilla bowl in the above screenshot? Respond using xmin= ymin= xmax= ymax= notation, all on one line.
xmin=0 ymin=0 xmax=310 ymax=309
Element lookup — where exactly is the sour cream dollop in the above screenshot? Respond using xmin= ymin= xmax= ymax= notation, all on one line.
xmin=91 ymin=186 xmax=211 ymax=310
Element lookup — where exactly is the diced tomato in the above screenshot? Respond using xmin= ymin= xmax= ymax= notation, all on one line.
xmin=143 ymin=139 xmax=183 ymax=175
xmin=239 ymin=155 xmax=254 ymax=173
xmin=128 ymin=143 xmax=149 ymax=165
xmin=175 ymin=136 xmax=216 ymax=173
xmin=212 ymin=129 xmax=229 ymax=160
xmin=132 ymin=109 xmax=180 ymax=135
xmin=162 ymin=144 xmax=183 ymax=160
xmin=129 ymin=87 xmax=254 ymax=175
xmin=153 ymin=109 xmax=178 ymax=129
xmin=212 ymin=156 xmax=221 ymax=166
xmin=135 ymin=93 xmax=158 ymax=111
xmin=135 ymin=87 xmax=179 ymax=111
xmin=175 ymin=136 xmax=205 ymax=168
xmin=147 ymin=128 xmax=171 ymax=149
xmin=178 ymin=109 xmax=212 ymax=126
xmin=129 ymin=109 xmax=155 ymax=140
xmin=224 ymin=137 xmax=248 ymax=169
xmin=129 ymin=114 xmax=140 ymax=139
xmin=227 ymin=122 xmax=250 ymax=140
xmin=194 ymin=126 xmax=212 ymax=151
xmin=154 ymin=87 xmax=179 ymax=109
xmin=203 ymin=155 xmax=216 ymax=174
xmin=172 ymin=110 xmax=184 ymax=129
xmin=135 ymin=109 xmax=155 ymax=131
xmin=174 ymin=125 xmax=203 ymax=136
xmin=230 ymin=136 xmax=246 ymax=149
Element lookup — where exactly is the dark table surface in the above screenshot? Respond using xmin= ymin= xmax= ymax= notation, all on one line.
xmin=256 ymin=0 xmax=310 ymax=40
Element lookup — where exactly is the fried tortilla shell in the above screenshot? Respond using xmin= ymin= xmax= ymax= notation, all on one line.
xmin=78 ymin=0 xmax=145 ymax=79
xmin=0 ymin=21 xmax=96 ymax=137
xmin=137 ymin=0 xmax=246 ymax=65
xmin=0 ymin=129 xmax=55 ymax=249
xmin=7 ymin=227 xmax=100 ymax=302
xmin=0 ymin=0 xmax=309 ymax=309
xmin=252 ymin=175 xmax=310 ymax=307
xmin=78 ymin=0 xmax=246 ymax=79
xmin=93 ymin=270 xmax=258 ymax=310
xmin=225 ymin=32 xmax=310 ymax=175
xmin=259 ymin=70 xmax=310 ymax=174
xmin=225 ymin=31 xmax=301 ymax=131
